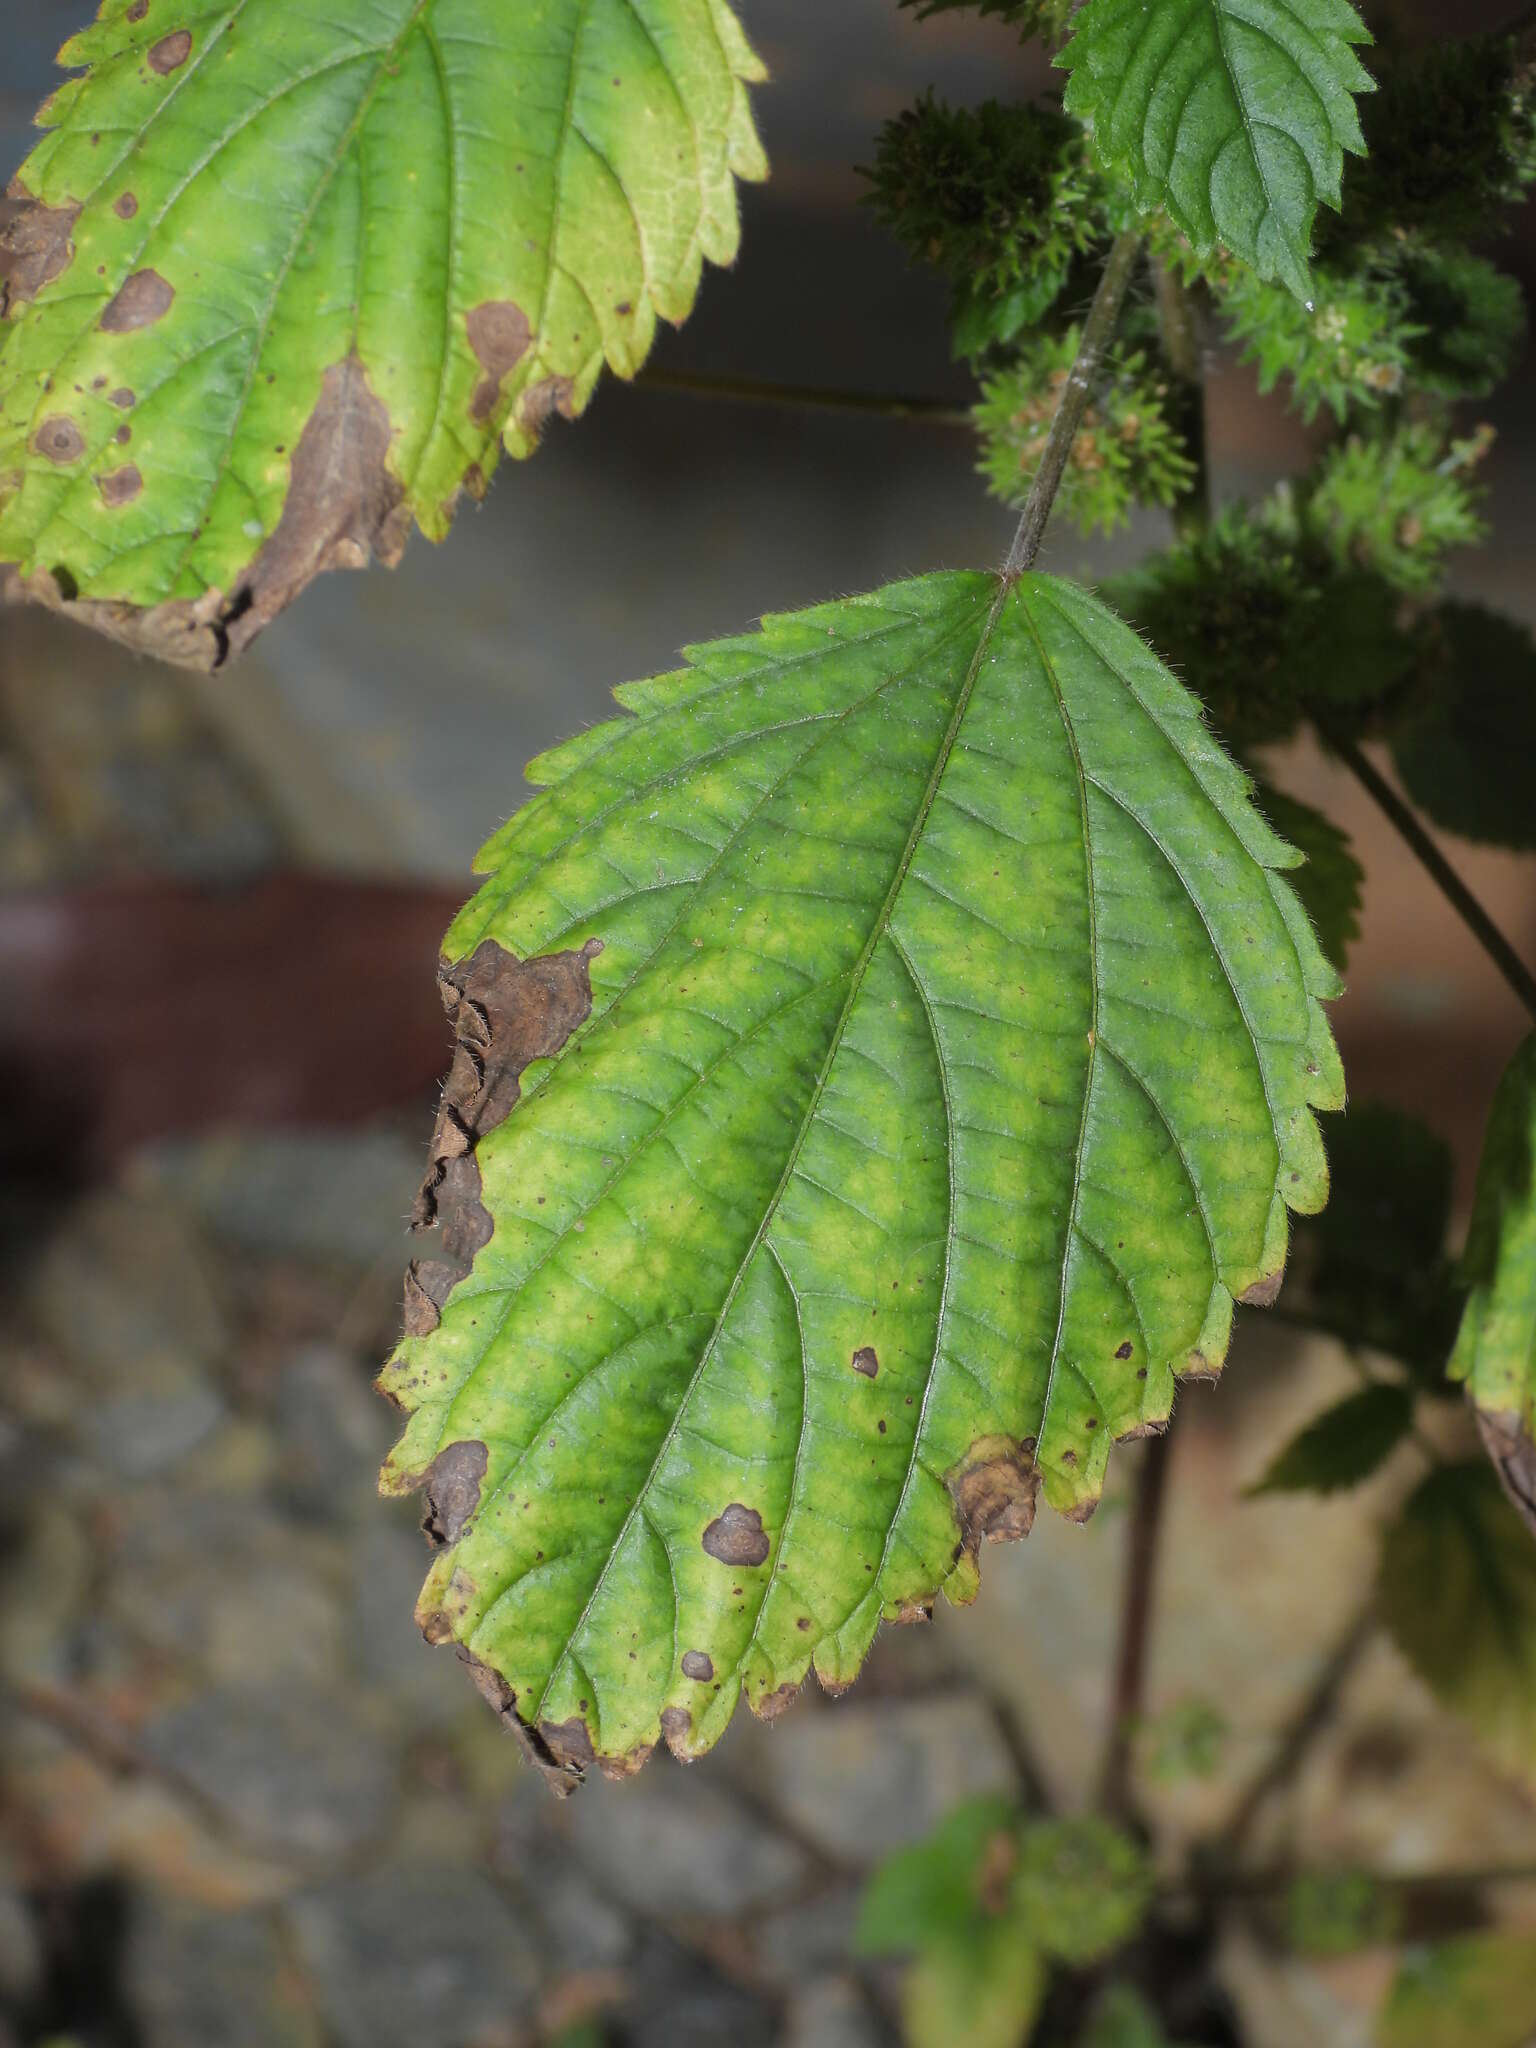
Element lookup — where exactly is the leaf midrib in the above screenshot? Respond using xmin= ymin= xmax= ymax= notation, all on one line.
xmin=524 ymin=577 xmax=1005 ymax=1729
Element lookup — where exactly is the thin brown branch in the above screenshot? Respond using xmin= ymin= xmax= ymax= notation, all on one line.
xmin=1327 ymin=733 xmax=1536 ymax=1024
xmin=634 ymin=366 xmax=972 ymax=426
xmin=1097 ymin=1425 xmax=1175 ymax=1823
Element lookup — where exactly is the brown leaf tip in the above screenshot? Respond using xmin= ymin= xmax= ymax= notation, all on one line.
xmin=453 ymin=1647 xmax=583 ymax=1797
xmin=1238 ymin=1269 xmax=1284 ymax=1308
xmin=701 ymin=1502 xmax=771 ymax=1567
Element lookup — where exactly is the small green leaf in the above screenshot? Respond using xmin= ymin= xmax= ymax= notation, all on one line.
xmin=1246 ymin=1383 xmax=1414 ymax=1497
xmin=904 ymin=1927 xmax=1046 ymax=2048
xmin=1084 ymin=1986 xmax=1191 ymax=2048
xmin=855 ymin=1796 xmax=1018 ymax=1957
xmin=1138 ymin=1695 xmax=1228 ymax=1782
xmin=380 ymin=570 xmax=1342 ymax=1780
xmin=1450 ymin=1035 xmax=1536 ymax=1535
xmin=1059 ymin=0 xmax=1374 ymax=298
xmin=1011 ymin=1818 xmax=1151 ymax=1964
xmin=1377 ymin=1934 xmax=1536 ymax=2048
xmin=0 ymin=0 xmax=765 ymax=667
xmin=1285 ymin=1870 xmax=1399 ymax=1957
xmin=1393 ymin=607 xmax=1536 ymax=853
xmin=1379 ymin=1462 xmax=1536 ymax=1784
xmin=1251 ymin=784 xmax=1362 ymax=973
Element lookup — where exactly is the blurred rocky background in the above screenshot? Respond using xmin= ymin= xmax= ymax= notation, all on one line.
xmin=2 ymin=3 xmax=1535 ymax=2046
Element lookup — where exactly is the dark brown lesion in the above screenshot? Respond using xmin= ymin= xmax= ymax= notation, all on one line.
xmin=0 ymin=179 xmax=81 ymax=316
xmin=99 ymin=267 xmax=175 ymax=333
xmin=401 ymin=935 xmax=604 ymax=1340
xmin=419 ymin=1438 xmax=490 ymax=1548
xmin=466 ymin=300 xmax=533 ymax=424
xmin=1474 ymin=1405 xmax=1536 ymax=1538
xmin=947 ymin=1433 xmax=1041 ymax=1569
xmin=701 ymin=1502 xmax=771 ymax=1567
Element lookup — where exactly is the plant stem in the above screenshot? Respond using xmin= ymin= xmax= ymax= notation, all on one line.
xmin=1150 ymin=256 xmax=1209 ymax=540
xmin=635 ymin=365 xmax=972 ymax=426
xmin=1098 ymin=1425 xmax=1174 ymax=1822
xmin=1327 ymin=732 xmax=1536 ymax=1024
xmin=1003 ymin=230 xmax=1144 ymax=579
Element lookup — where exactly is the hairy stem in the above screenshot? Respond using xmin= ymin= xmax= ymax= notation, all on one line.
xmin=1328 ymin=733 xmax=1536 ymax=1024
xmin=1098 ymin=1425 xmax=1174 ymax=1822
xmin=635 ymin=366 xmax=971 ymax=426
xmin=1003 ymin=230 xmax=1144 ymax=579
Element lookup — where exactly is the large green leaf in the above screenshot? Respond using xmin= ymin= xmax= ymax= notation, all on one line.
xmin=1392 ymin=606 xmax=1536 ymax=853
xmin=0 ymin=0 xmax=764 ymax=667
xmin=1245 ymin=1382 xmax=1414 ymax=1497
xmin=1059 ymin=0 xmax=1373 ymax=299
xmin=378 ymin=570 xmax=1342 ymax=1785
xmin=1379 ymin=1462 xmax=1536 ymax=1785
xmin=1451 ymin=1035 xmax=1536 ymax=1534
xmin=1377 ymin=1933 xmax=1536 ymax=2048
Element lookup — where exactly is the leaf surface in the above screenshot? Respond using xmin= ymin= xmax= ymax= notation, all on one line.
xmin=1451 ymin=1034 xmax=1536 ymax=1534
xmin=1377 ymin=1933 xmax=1536 ymax=2048
xmin=1392 ymin=606 xmax=1536 ymax=852
xmin=1059 ymin=0 xmax=1373 ymax=297
xmin=0 ymin=0 xmax=764 ymax=666
xmin=1245 ymin=1381 xmax=1413 ymax=1496
xmin=1379 ymin=1461 xmax=1536 ymax=1784
xmin=379 ymin=569 xmax=1342 ymax=1784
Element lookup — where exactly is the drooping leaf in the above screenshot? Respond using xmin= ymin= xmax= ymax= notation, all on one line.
xmin=1084 ymin=1986 xmax=1191 ymax=2048
xmin=1250 ymin=783 xmax=1362 ymax=973
xmin=904 ymin=1927 xmax=1047 ymax=2048
xmin=1245 ymin=1382 xmax=1414 ymax=1497
xmin=1376 ymin=1933 xmax=1536 ymax=2048
xmin=1392 ymin=607 xmax=1536 ymax=853
xmin=1058 ymin=0 xmax=1374 ymax=299
xmin=1296 ymin=1103 xmax=1462 ymax=1375
xmin=1450 ymin=1035 xmax=1536 ymax=1534
xmin=378 ymin=570 xmax=1342 ymax=1784
xmin=0 ymin=0 xmax=765 ymax=668
xmin=855 ymin=1796 xmax=1018 ymax=1957
xmin=1379 ymin=1462 xmax=1536 ymax=1784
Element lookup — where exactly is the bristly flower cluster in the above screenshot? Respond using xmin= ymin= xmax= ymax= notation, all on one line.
xmin=976 ymin=331 xmax=1197 ymax=533
xmin=862 ymin=96 xmax=1101 ymax=355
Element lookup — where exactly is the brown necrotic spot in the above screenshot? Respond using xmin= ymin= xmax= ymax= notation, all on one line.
xmin=753 ymin=1679 xmax=802 ymax=1723
xmin=680 ymin=1650 xmax=714 ymax=1682
xmin=100 ymin=268 xmax=174 ymax=332
xmin=851 ymin=1345 xmax=878 ymax=1378
xmin=97 ymin=463 xmax=143 ymax=506
xmin=33 ymin=416 xmax=84 ymax=464
xmin=127 ymin=0 xmax=148 ymax=18
xmin=701 ymin=1503 xmax=770 ymax=1568
xmin=466 ymin=300 xmax=532 ymax=423
xmin=113 ymin=192 xmax=138 ymax=220
xmin=114 ymin=424 xmax=132 ymax=445
xmin=520 ymin=375 xmax=575 ymax=435
xmin=108 ymin=387 xmax=136 ymax=409
xmin=453 ymin=1647 xmax=582 ymax=1797
xmin=401 ymin=935 xmax=603 ymax=1339
xmin=947 ymin=1434 xmax=1040 ymax=1568
xmin=0 ymin=181 xmax=82 ymax=314
xmin=419 ymin=1438 xmax=489 ymax=1548
xmin=148 ymin=29 xmax=192 ymax=72
xmin=1115 ymin=1340 xmax=1133 ymax=1360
